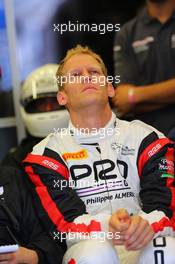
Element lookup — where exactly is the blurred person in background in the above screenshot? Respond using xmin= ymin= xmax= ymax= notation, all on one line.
xmin=0 ymin=64 xmax=68 ymax=263
xmin=113 ymin=0 xmax=175 ymax=139
xmin=53 ymin=0 xmax=145 ymax=76
xmin=1 ymin=64 xmax=69 ymax=168
xmin=0 ymin=166 xmax=65 ymax=264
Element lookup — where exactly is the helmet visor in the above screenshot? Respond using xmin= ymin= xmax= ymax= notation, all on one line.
xmin=22 ymin=95 xmax=64 ymax=113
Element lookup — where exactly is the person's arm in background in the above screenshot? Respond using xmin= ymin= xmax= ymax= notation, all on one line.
xmin=134 ymin=78 xmax=175 ymax=104
xmin=113 ymin=81 xmax=175 ymax=115
xmin=0 ymin=247 xmax=38 ymax=264
xmin=0 ymin=167 xmax=38 ymax=264
xmin=112 ymin=24 xmax=175 ymax=115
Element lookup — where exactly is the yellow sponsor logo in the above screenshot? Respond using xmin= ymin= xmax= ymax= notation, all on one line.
xmin=63 ymin=150 xmax=88 ymax=160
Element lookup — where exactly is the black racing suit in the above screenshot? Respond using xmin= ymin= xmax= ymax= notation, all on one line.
xmin=0 ymin=166 xmax=65 ymax=264
xmin=1 ymin=135 xmax=42 ymax=168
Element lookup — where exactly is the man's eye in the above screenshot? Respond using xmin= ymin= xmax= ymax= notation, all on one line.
xmin=71 ymin=72 xmax=81 ymax=77
xmin=90 ymin=70 xmax=100 ymax=75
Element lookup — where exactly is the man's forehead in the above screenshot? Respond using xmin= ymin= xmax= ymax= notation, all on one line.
xmin=63 ymin=53 xmax=101 ymax=73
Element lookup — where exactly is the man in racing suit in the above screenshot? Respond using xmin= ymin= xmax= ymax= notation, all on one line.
xmin=23 ymin=45 xmax=175 ymax=264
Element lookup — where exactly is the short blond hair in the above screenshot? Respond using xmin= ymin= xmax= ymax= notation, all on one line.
xmin=56 ymin=45 xmax=108 ymax=90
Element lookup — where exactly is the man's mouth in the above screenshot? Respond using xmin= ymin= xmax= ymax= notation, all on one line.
xmin=82 ymin=85 xmax=97 ymax=92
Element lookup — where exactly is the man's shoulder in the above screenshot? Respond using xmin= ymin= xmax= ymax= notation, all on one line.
xmin=31 ymin=129 xmax=71 ymax=155
xmin=114 ymin=17 xmax=139 ymax=48
xmin=0 ymin=166 xmax=26 ymax=188
xmin=118 ymin=118 xmax=164 ymax=139
xmin=115 ymin=8 xmax=147 ymax=41
xmin=119 ymin=14 xmax=141 ymax=36
xmin=121 ymin=17 xmax=138 ymax=30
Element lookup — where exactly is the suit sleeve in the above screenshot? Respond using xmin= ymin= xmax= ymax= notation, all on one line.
xmin=23 ymin=148 xmax=110 ymax=248
xmin=25 ymin=221 xmax=65 ymax=264
xmin=137 ymin=131 xmax=175 ymax=237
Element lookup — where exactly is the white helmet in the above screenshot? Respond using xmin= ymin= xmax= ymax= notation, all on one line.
xmin=20 ymin=64 xmax=69 ymax=138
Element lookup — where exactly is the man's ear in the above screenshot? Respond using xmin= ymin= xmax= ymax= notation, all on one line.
xmin=57 ymin=91 xmax=67 ymax=106
xmin=107 ymin=83 xmax=115 ymax=98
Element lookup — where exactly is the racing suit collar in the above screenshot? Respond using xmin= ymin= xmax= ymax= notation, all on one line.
xmin=68 ymin=112 xmax=118 ymax=144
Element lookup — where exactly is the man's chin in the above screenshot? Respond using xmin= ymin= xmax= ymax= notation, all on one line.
xmin=78 ymin=97 xmax=105 ymax=108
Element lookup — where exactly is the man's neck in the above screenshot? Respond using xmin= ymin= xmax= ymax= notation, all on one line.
xmin=70 ymin=105 xmax=112 ymax=132
xmin=147 ymin=1 xmax=175 ymax=23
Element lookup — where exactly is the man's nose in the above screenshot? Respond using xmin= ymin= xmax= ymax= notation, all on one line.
xmin=81 ymin=70 xmax=92 ymax=83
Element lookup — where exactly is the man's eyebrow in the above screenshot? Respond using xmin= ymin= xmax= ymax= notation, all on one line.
xmin=64 ymin=64 xmax=102 ymax=75
xmin=65 ymin=67 xmax=82 ymax=75
xmin=69 ymin=67 xmax=81 ymax=72
xmin=88 ymin=67 xmax=104 ymax=73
